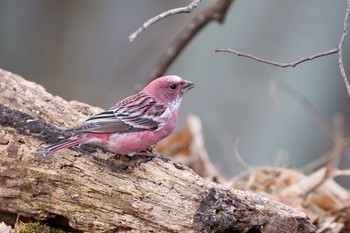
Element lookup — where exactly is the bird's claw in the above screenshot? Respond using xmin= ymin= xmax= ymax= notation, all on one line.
xmin=139 ymin=152 xmax=170 ymax=164
xmin=37 ymin=148 xmax=51 ymax=157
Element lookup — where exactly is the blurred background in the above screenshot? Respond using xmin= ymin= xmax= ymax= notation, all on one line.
xmin=0 ymin=0 xmax=349 ymax=179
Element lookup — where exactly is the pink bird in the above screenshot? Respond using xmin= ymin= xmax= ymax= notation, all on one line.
xmin=39 ymin=75 xmax=194 ymax=158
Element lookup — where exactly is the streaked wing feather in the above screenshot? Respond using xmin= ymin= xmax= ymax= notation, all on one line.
xmin=66 ymin=92 xmax=167 ymax=134
xmin=65 ymin=120 xmax=137 ymax=133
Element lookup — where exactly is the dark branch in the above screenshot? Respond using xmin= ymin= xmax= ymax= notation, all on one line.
xmin=147 ymin=0 xmax=234 ymax=82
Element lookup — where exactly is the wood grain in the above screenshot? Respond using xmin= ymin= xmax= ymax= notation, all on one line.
xmin=0 ymin=68 xmax=316 ymax=232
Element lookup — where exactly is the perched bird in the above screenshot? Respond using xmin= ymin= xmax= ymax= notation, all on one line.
xmin=39 ymin=75 xmax=194 ymax=157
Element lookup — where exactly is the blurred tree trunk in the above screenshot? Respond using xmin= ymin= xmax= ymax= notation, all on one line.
xmin=0 ymin=68 xmax=316 ymax=233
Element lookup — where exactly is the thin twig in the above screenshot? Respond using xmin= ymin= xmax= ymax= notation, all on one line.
xmin=147 ymin=0 xmax=234 ymax=81
xmin=214 ymin=48 xmax=339 ymax=68
xmin=333 ymin=168 xmax=350 ymax=177
xmin=273 ymin=80 xmax=335 ymax=140
xmin=233 ymin=138 xmax=251 ymax=171
xmin=129 ymin=0 xmax=202 ymax=42
xmin=302 ymin=137 xmax=350 ymax=173
xmin=338 ymin=0 xmax=350 ymax=96
xmin=233 ymin=138 xmax=256 ymax=190
xmin=215 ymin=1 xmax=350 ymax=95
xmin=271 ymin=80 xmax=350 ymax=172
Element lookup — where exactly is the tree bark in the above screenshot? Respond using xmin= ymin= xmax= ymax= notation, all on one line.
xmin=0 ymin=68 xmax=316 ymax=233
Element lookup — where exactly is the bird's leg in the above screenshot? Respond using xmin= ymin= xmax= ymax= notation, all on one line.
xmin=139 ymin=147 xmax=170 ymax=164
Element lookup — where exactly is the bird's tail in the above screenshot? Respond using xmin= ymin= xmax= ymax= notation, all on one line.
xmin=37 ymin=136 xmax=83 ymax=156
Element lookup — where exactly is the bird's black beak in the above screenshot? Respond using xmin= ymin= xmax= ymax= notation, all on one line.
xmin=181 ymin=80 xmax=195 ymax=93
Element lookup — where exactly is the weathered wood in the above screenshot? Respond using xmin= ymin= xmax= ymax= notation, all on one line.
xmin=0 ymin=68 xmax=316 ymax=232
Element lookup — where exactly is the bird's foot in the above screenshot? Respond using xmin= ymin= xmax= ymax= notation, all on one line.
xmin=139 ymin=149 xmax=170 ymax=164
xmin=36 ymin=148 xmax=51 ymax=157
xmin=141 ymin=153 xmax=170 ymax=163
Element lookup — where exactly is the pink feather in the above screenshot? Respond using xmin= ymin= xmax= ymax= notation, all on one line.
xmin=39 ymin=75 xmax=194 ymax=156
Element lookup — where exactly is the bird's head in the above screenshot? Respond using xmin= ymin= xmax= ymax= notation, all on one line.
xmin=143 ymin=75 xmax=195 ymax=107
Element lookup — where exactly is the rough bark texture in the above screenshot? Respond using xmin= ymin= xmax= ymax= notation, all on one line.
xmin=0 ymin=68 xmax=316 ymax=233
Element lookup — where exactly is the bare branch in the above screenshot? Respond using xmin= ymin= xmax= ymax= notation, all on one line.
xmin=233 ymin=138 xmax=251 ymax=171
xmin=272 ymin=79 xmax=350 ymax=172
xmin=214 ymin=48 xmax=339 ymax=68
xmin=338 ymin=0 xmax=350 ymax=96
xmin=216 ymin=1 xmax=350 ymax=96
xmin=272 ymin=80 xmax=335 ymax=140
xmin=333 ymin=168 xmax=350 ymax=177
xmin=148 ymin=0 xmax=234 ymax=81
xmin=129 ymin=0 xmax=202 ymax=42
xmin=302 ymin=136 xmax=350 ymax=173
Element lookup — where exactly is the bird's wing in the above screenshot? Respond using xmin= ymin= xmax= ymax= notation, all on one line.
xmin=65 ymin=92 xmax=167 ymax=134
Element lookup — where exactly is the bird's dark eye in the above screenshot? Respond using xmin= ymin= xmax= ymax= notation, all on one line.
xmin=169 ymin=84 xmax=177 ymax=90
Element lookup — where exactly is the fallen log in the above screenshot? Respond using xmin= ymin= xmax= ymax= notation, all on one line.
xmin=0 ymin=68 xmax=316 ymax=232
